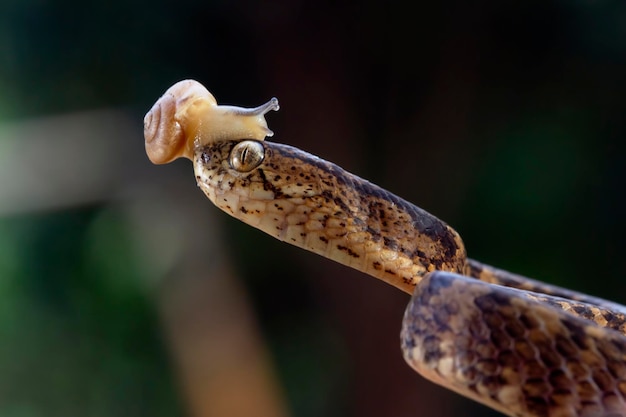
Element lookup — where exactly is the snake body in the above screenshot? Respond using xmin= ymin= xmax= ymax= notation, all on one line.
xmin=193 ymin=139 xmax=626 ymax=417
xmin=144 ymin=80 xmax=626 ymax=417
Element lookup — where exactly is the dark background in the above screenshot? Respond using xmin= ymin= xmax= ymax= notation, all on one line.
xmin=1 ymin=1 xmax=626 ymax=416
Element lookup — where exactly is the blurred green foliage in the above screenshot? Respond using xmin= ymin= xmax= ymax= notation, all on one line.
xmin=0 ymin=210 xmax=179 ymax=417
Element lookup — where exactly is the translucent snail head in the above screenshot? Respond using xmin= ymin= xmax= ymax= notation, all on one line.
xmin=144 ymin=79 xmax=279 ymax=164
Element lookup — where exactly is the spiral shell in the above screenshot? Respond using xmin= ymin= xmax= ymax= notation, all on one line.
xmin=144 ymin=79 xmax=279 ymax=165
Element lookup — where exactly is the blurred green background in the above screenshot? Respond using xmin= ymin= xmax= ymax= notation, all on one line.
xmin=1 ymin=1 xmax=626 ymax=417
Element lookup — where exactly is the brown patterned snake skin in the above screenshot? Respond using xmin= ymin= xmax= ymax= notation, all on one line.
xmin=144 ymin=80 xmax=626 ymax=417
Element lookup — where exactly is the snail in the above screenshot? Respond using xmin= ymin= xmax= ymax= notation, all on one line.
xmin=144 ymin=79 xmax=279 ymax=164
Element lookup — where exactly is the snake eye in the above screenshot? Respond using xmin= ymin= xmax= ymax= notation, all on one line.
xmin=229 ymin=140 xmax=265 ymax=172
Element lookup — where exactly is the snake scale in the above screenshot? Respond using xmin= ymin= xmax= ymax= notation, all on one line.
xmin=144 ymin=80 xmax=626 ymax=417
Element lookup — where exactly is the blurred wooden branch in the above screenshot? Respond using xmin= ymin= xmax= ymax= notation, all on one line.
xmin=0 ymin=110 xmax=289 ymax=417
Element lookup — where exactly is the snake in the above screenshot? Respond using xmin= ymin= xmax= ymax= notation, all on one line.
xmin=144 ymin=80 xmax=626 ymax=417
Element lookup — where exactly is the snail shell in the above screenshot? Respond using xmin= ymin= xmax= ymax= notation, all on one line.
xmin=144 ymin=79 xmax=279 ymax=164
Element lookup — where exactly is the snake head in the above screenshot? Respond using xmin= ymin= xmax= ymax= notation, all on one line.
xmin=144 ymin=79 xmax=279 ymax=164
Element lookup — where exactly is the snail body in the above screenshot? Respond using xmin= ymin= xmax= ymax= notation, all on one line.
xmin=144 ymin=79 xmax=279 ymax=164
